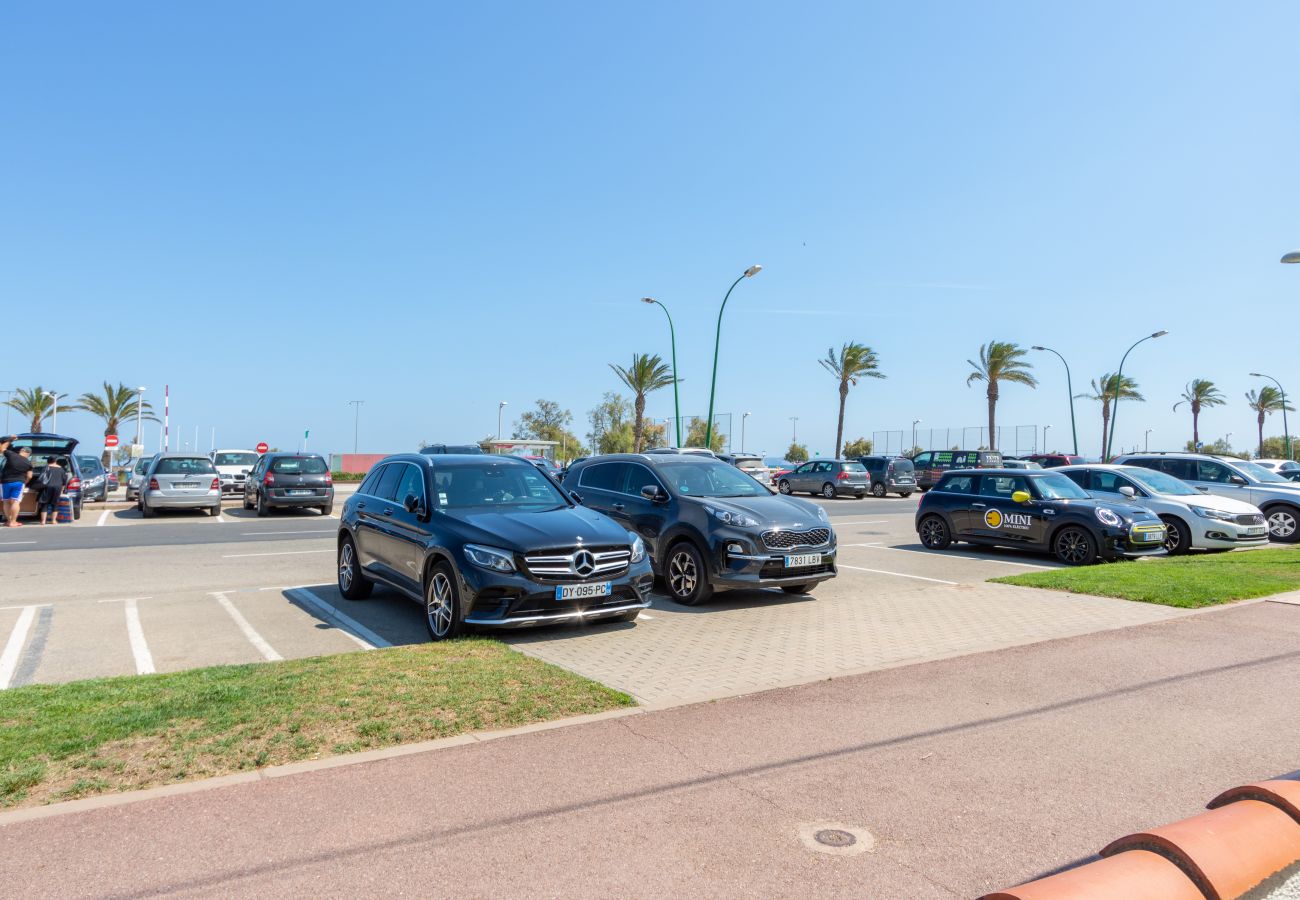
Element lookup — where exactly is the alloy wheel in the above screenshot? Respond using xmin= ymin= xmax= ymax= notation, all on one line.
xmin=668 ymin=550 xmax=697 ymax=597
xmin=778 ymin=480 xmax=791 ymax=495
xmin=426 ymin=572 xmax=455 ymax=638
xmin=821 ymin=483 xmax=835 ymax=499
xmin=338 ymin=542 xmax=355 ymax=591
xmin=1056 ymin=530 xmax=1091 ymax=564
xmin=920 ymin=517 xmax=946 ymax=548
xmin=1269 ymin=510 xmax=1297 ymax=539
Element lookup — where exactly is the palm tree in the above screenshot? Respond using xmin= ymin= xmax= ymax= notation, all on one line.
xmin=1246 ymin=386 xmax=1293 ymax=459
xmin=74 ymin=382 xmax=158 ymax=464
xmin=965 ymin=341 xmax=1037 ymax=451
xmin=819 ymin=342 xmax=885 ymax=458
xmin=1173 ymin=379 xmax=1225 ymax=450
xmin=3 ymin=386 xmax=75 ymax=433
xmin=609 ymin=353 xmax=675 ymax=452
xmin=1075 ymin=373 xmax=1143 ymax=459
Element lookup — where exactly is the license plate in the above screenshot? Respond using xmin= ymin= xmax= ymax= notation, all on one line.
xmin=555 ymin=582 xmax=611 ymax=601
xmin=175 ymin=482 xmax=199 ymax=488
xmin=1138 ymin=531 xmax=1162 ymax=542
xmin=785 ymin=553 xmax=823 ymax=568
xmin=288 ymin=489 xmax=312 ymax=496
xmin=1246 ymin=526 xmax=1267 ymax=536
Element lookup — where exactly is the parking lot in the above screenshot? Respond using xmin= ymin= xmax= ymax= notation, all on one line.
xmin=0 ymin=493 xmax=1188 ymax=705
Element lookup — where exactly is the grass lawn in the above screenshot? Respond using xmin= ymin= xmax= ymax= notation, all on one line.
xmin=0 ymin=639 xmax=632 ymax=809
xmin=993 ymin=547 xmax=1300 ymax=608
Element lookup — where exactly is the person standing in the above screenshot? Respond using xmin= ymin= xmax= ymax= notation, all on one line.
xmin=2 ymin=442 xmax=34 ymax=527
xmin=37 ymin=456 xmax=68 ymax=525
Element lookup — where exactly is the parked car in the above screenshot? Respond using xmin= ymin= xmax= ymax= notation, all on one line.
xmin=1023 ymin=454 xmax=1086 ymax=469
xmin=243 ymin=452 xmax=334 ymax=516
xmin=210 ymin=449 xmax=261 ymax=495
xmin=776 ymin=459 xmax=870 ymax=498
xmin=911 ymin=450 xmax=1004 ymax=490
xmin=525 ymin=455 xmax=564 ymax=481
xmin=1113 ymin=452 xmax=1300 ymax=543
xmin=915 ymin=469 xmax=1166 ymax=565
xmin=1281 ymin=470 xmax=1300 ymax=483
xmin=419 ymin=443 xmax=485 ymax=455
xmin=717 ymin=453 xmax=773 ymax=485
xmin=338 ymin=454 xmax=652 ymax=640
xmin=138 ymin=453 xmax=221 ymax=518
xmin=11 ymin=434 xmax=85 ymax=520
xmin=1001 ymin=459 xmax=1043 ymax=470
xmin=1058 ymin=464 xmax=1268 ymax=554
xmin=124 ymin=455 xmax=154 ymax=502
xmin=856 ymin=455 xmax=917 ymax=497
xmin=107 ymin=472 xmax=119 ymax=493
xmin=75 ymin=454 xmax=109 ymax=502
xmin=644 ymin=447 xmax=716 ymax=457
xmin=564 ymin=453 xmax=837 ymax=605
xmin=1252 ymin=459 xmax=1300 ymax=474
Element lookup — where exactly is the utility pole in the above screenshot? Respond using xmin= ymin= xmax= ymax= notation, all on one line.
xmin=789 ymin=417 xmax=799 ymax=443
xmin=349 ymin=400 xmax=364 ymax=453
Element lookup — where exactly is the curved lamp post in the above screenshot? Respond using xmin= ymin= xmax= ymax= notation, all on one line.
xmin=1251 ymin=372 xmax=1291 ymax=460
xmin=1281 ymin=249 xmax=1300 ymax=264
xmin=641 ymin=297 xmax=682 ymax=447
xmin=704 ymin=265 xmax=762 ymax=449
xmin=1104 ymin=330 xmax=1168 ymax=461
xmin=1031 ymin=346 xmax=1078 ymax=457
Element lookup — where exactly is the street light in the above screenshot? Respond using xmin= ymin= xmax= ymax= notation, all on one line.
xmin=911 ymin=419 xmax=921 ymax=453
xmin=741 ymin=412 xmax=751 ymax=453
xmin=1104 ymin=330 xmax=1168 ymax=461
xmin=1031 ymin=346 xmax=1079 ymax=456
xmin=1144 ymin=428 xmax=1154 ymax=452
xmin=348 ymin=400 xmax=364 ymax=454
xmin=1043 ymin=424 xmax=1051 ymax=452
xmin=641 ymin=297 xmax=682 ymax=447
xmin=790 ymin=416 xmax=799 ymax=442
xmin=704 ymin=265 xmax=763 ymax=449
xmin=1281 ymin=249 xmax=1300 ymax=264
xmin=44 ymin=390 xmax=58 ymax=434
xmin=497 ymin=401 xmax=508 ymax=440
xmin=134 ymin=387 xmax=147 ymax=456
xmin=1252 ymin=373 xmax=1292 ymax=461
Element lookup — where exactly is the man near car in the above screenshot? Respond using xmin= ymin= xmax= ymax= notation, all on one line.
xmin=36 ymin=456 xmax=68 ymax=525
xmin=2 ymin=442 xmax=34 ymax=527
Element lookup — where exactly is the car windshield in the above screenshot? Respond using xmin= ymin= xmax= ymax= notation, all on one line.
xmin=1233 ymin=460 xmax=1289 ymax=483
xmin=76 ymin=456 xmax=103 ymax=475
xmin=435 ymin=461 xmax=568 ymax=510
xmin=1033 ymin=472 xmax=1090 ymax=500
xmin=270 ymin=456 xmax=328 ymax=474
xmin=1123 ymin=467 xmax=1198 ymax=496
xmin=214 ymin=452 xmax=259 ymax=467
xmin=155 ymin=457 xmax=217 ymax=475
xmin=735 ymin=459 xmax=763 ymax=470
xmin=658 ymin=461 xmax=770 ymax=497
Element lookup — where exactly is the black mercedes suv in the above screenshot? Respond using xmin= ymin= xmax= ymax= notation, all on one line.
xmin=337 ymin=454 xmax=652 ymax=640
xmin=562 ymin=453 xmax=837 ymax=605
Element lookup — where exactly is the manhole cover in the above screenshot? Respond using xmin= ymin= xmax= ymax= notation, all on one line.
xmin=798 ymin=822 xmax=875 ymax=856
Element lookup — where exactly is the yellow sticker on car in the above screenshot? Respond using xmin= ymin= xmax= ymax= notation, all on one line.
xmin=984 ymin=509 xmax=1003 ymax=528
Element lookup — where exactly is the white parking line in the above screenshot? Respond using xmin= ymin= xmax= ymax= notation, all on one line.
xmin=285 ymin=587 xmax=391 ymax=650
xmin=0 ymin=541 xmax=37 ymax=546
xmin=221 ymin=549 xmax=334 ymax=559
xmin=837 ymin=563 xmax=958 ymax=584
xmin=829 ymin=520 xmax=888 ymax=526
xmin=240 ymin=530 xmax=336 ymax=536
xmin=0 ymin=606 xmax=39 ymax=689
xmin=98 ymin=597 xmax=155 ymax=674
xmin=95 ymin=510 xmax=110 ymax=526
xmin=211 ymin=592 xmax=282 ymax=662
xmin=853 ymin=543 xmax=1056 ymax=570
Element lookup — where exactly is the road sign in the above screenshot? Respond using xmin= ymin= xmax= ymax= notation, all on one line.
xmin=104 ymin=434 xmax=120 ymax=448
xmin=256 ymin=442 xmax=269 ymax=454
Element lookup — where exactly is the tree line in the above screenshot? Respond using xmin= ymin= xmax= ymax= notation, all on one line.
xmin=3 ymin=384 xmax=156 ymax=463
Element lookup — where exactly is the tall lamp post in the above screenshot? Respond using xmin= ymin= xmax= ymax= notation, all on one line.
xmin=44 ymin=390 xmax=58 ymax=434
xmin=911 ymin=419 xmax=921 ymax=453
xmin=1043 ymin=424 xmax=1051 ymax=452
xmin=641 ymin=297 xmax=682 ymax=447
xmin=1104 ymin=330 xmax=1168 ymax=461
xmin=790 ymin=417 xmax=799 ymax=443
xmin=1145 ymin=428 xmax=1154 ymax=452
xmin=1031 ymin=346 xmax=1079 ymax=456
xmin=1250 ymin=373 xmax=1291 ymax=461
xmin=348 ymin=400 xmax=364 ymax=454
xmin=741 ymin=412 xmax=751 ymax=453
xmin=134 ymin=387 xmax=147 ymax=456
xmin=704 ymin=265 xmax=763 ymax=449
xmin=497 ymin=401 xmax=508 ymax=440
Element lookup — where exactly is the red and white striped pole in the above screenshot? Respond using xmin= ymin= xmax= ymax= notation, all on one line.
xmin=164 ymin=385 xmax=170 ymax=451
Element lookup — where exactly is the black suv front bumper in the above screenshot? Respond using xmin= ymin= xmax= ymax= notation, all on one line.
xmin=460 ymin=560 xmax=655 ymax=629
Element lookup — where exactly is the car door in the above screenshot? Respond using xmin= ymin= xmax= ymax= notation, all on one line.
xmin=970 ymin=473 xmax=1043 ymax=544
xmin=1191 ymin=459 xmax=1248 ymax=504
xmin=933 ymin=473 xmax=979 ymax=536
xmin=576 ymin=461 xmax=632 ymax=518
xmin=353 ymin=463 xmax=400 ymax=575
xmin=384 ymin=463 xmax=430 ymax=595
xmin=617 ymin=463 xmax=670 ymax=558
xmin=787 ymin=462 xmax=812 ymax=492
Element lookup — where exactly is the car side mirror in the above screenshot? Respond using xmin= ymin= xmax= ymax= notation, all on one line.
xmin=641 ymin=485 xmax=667 ymax=503
xmin=1011 ymin=490 xmax=1031 ymax=504
xmin=1195 ymin=485 xmax=1209 ymax=493
xmin=1119 ymin=486 xmax=1136 ymax=498
xmin=569 ymin=491 xmax=583 ymax=505
xmin=403 ymin=493 xmax=420 ymax=514
xmin=1229 ymin=475 xmax=1247 ymax=486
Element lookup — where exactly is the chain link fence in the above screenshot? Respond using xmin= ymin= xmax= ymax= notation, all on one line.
xmin=871 ymin=425 xmax=1044 ymax=457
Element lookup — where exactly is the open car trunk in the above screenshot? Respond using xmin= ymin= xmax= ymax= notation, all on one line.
xmin=12 ymin=433 xmax=81 ymax=517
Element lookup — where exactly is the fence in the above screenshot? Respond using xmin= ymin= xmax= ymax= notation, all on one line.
xmin=871 ymin=425 xmax=1046 ymax=457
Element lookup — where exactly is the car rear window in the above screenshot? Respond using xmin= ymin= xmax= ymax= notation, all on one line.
xmin=842 ymin=462 xmax=866 ymax=472
xmin=77 ymin=456 xmax=104 ymax=475
xmin=888 ymin=459 xmax=914 ymax=474
xmin=270 ymin=456 xmax=328 ymax=474
xmin=155 ymin=458 xmax=217 ymax=475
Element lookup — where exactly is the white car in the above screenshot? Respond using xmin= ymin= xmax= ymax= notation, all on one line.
xmin=1252 ymin=459 xmax=1300 ymax=474
xmin=1058 ymin=464 xmax=1269 ymax=554
xmin=210 ymin=449 xmax=261 ymax=495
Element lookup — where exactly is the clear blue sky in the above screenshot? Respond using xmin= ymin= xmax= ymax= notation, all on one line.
xmin=3 ymin=3 xmax=1298 ymax=459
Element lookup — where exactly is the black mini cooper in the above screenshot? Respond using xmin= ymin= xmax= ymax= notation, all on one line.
xmin=337 ymin=454 xmax=653 ymax=640
xmin=914 ymin=468 xmax=1166 ymax=565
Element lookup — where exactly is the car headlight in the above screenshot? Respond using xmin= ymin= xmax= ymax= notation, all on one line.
xmin=1191 ymin=505 xmax=1235 ymax=522
xmin=1094 ymin=507 xmax=1122 ymax=527
xmin=628 ymin=532 xmax=646 ymax=563
xmin=463 ymin=544 xmax=516 ymax=573
xmin=705 ymin=505 xmax=760 ymax=528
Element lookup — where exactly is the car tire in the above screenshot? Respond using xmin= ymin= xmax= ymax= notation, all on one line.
xmin=781 ymin=583 xmax=814 ymax=595
xmin=141 ymin=499 xmax=155 ymax=519
xmin=821 ymin=483 xmax=836 ymax=500
xmin=1265 ymin=505 xmax=1300 ymax=543
xmin=208 ymin=504 xmax=221 ymax=517
xmin=256 ymin=493 xmax=269 ymax=517
xmin=74 ymin=501 xmax=82 ymax=521
xmin=1160 ymin=516 xmax=1191 ymax=555
xmin=918 ymin=514 xmax=951 ymax=550
xmin=1053 ymin=526 xmax=1098 ymax=566
xmin=243 ymin=492 xmax=253 ymax=511
xmin=424 ymin=562 xmax=463 ymax=641
xmin=664 ymin=542 xmax=712 ymax=606
xmin=320 ymin=501 xmax=333 ymax=517
xmin=337 ymin=536 xmax=373 ymax=600
xmin=900 ymin=492 xmax=913 ymax=499
xmin=871 ymin=482 xmax=887 ymax=498
xmin=778 ymin=480 xmax=791 ymax=495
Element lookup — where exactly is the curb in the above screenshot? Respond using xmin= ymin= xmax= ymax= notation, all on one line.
xmin=0 ymin=706 xmax=643 ymax=827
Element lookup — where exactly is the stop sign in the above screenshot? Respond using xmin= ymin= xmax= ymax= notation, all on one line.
xmin=256 ymin=442 xmax=269 ymax=454
xmin=104 ymin=435 xmax=119 ymax=448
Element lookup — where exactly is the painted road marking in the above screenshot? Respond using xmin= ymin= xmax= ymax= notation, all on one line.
xmin=0 ymin=606 xmax=41 ymax=689
xmin=0 ymin=541 xmax=37 ymax=546
xmin=211 ymin=592 xmax=282 ymax=662
xmin=95 ymin=510 xmax=110 ymax=526
xmin=855 ymin=543 xmax=1056 ymax=570
xmin=99 ymin=597 xmax=156 ymax=674
xmin=221 ymin=549 xmax=334 ymax=559
xmin=239 ymin=530 xmax=336 ymax=536
xmin=837 ymin=564 xmax=958 ymax=585
xmin=284 ymin=587 xmax=391 ymax=650
xmin=829 ymin=520 xmax=889 ymax=525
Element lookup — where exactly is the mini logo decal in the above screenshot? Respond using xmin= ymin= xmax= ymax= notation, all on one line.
xmin=984 ymin=509 xmax=1003 ymax=528
xmin=985 ymin=509 xmax=1032 ymax=529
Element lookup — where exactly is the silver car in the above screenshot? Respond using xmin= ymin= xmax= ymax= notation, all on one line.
xmin=777 ymin=459 xmax=870 ymax=499
xmin=139 ymin=453 xmax=222 ymax=517
xmin=124 ymin=455 xmax=154 ymax=502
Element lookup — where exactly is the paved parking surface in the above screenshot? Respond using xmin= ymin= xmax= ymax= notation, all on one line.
xmin=0 ymin=496 xmax=1190 ymax=702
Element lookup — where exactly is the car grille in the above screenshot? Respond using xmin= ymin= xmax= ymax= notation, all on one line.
xmin=523 ymin=546 xmax=631 ymax=581
xmin=759 ymin=560 xmax=834 ymax=579
xmin=1235 ymin=513 xmax=1265 ymax=526
xmin=761 ymin=528 xmax=831 ymax=551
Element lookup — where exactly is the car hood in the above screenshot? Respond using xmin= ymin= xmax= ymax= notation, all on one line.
xmin=1165 ymin=492 xmax=1263 ymax=515
xmin=1054 ymin=497 xmax=1160 ymax=523
xmin=446 ymin=505 xmax=630 ymax=550
xmin=684 ymin=493 xmax=826 ymax=529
